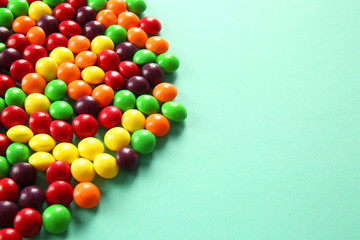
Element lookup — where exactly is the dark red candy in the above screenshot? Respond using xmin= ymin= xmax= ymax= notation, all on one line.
xmin=126 ymin=76 xmax=150 ymax=96
xmin=74 ymin=95 xmax=99 ymax=116
xmin=10 ymin=59 xmax=35 ymax=83
xmin=6 ymin=34 xmax=28 ymax=54
xmin=115 ymin=42 xmax=136 ymax=60
xmin=67 ymin=0 xmax=87 ymax=9
xmin=13 ymin=208 xmax=42 ymax=238
xmin=59 ymin=20 xmax=82 ymax=37
xmin=0 ymin=74 xmax=16 ymax=97
xmin=83 ymin=20 xmax=104 ymax=40
xmin=0 ymin=178 xmax=19 ymax=202
xmin=119 ymin=60 xmax=139 ymax=79
xmin=29 ymin=112 xmax=52 ymax=135
xmin=0 ymin=134 xmax=11 ymax=156
xmin=141 ymin=63 xmax=164 ymax=85
xmin=23 ymin=44 xmax=48 ymax=66
xmin=104 ymin=70 xmax=125 ymax=91
xmin=49 ymin=120 xmax=73 ymax=142
xmin=45 ymin=33 xmax=68 ymax=51
xmin=53 ymin=3 xmax=76 ymax=22
xmin=97 ymin=49 xmax=120 ymax=72
xmin=46 ymin=161 xmax=72 ymax=184
xmin=17 ymin=186 xmax=45 ymax=209
xmin=0 ymin=201 xmax=19 ymax=228
xmin=140 ymin=16 xmax=161 ymax=35
xmin=0 ymin=228 xmax=22 ymax=240
xmin=0 ymin=26 xmax=11 ymax=43
xmin=9 ymin=163 xmax=36 ymax=188
xmin=75 ymin=6 xmax=96 ymax=27
xmin=98 ymin=106 xmax=122 ymax=129
xmin=45 ymin=181 xmax=73 ymax=207
xmin=0 ymin=106 xmax=27 ymax=129
xmin=116 ymin=147 xmax=139 ymax=171
xmin=72 ymin=114 xmax=98 ymax=139
xmin=0 ymin=48 xmax=22 ymax=71
xmin=37 ymin=15 xmax=59 ymax=36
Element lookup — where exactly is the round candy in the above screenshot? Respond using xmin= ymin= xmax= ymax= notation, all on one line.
xmin=145 ymin=36 xmax=169 ymax=55
xmin=74 ymin=50 xmax=97 ymax=69
xmin=98 ymin=106 xmax=122 ymax=129
xmin=21 ymin=73 xmax=47 ymax=95
xmin=0 ymin=8 xmax=14 ymax=29
xmin=46 ymin=161 xmax=72 ymax=184
xmin=26 ymin=26 xmax=46 ymax=45
xmin=73 ymin=182 xmax=100 ymax=208
xmin=57 ymin=62 xmax=81 ymax=85
xmin=97 ymin=49 xmax=120 ymax=72
xmin=6 ymin=33 xmax=29 ymax=53
xmin=45 ymin=33 xmax=68 ymax=51
xmin=161 ymin=101 xmax=187 ymax=122
xmin=28 ymin=1 xmax=52 ymax=21
xmin=49 ymin=120 xmax=73 ymax=142
xmin=105 ymin=24 xmax=127 ymax=46
xmin=0 ymin=178 xmax=18 ymax=202
xmin=116 ymin=147 xmax=139 ymax=171
xmin=29 ymin=134 xmax=56 ymax=152
xmin=117 ymin=11 xmax=139 ymax=30
xmin=136 ymin=94 xmax=160 ymax=115
xmin=131 ymin=129 xmax=156 ymax=155
xmin=7 ymin=0 xmax=29 ymax=17
xmin=127 ymin=27 xmax=147 ymax=48
xmin=87 ymin=0 xmax=106 ymax=12
xmin=75 ymin=6 xmax=96 ymax=26
xmin=126 ymin=75 xmax=150 ymax=96
xmin=29 ymin=112 xmax=52 ymax=135
xmin=152 ymin=82 xmax=177 ymax=102
xmin=140 ymin=16 xmax=161 ymax=35
xmin=0 ymin=97 xmax=4 ymax=112
xmin=9 ymin=162 xmax=36 ymax=188
xmin=53 ymin=3 xmax=75 ymax=21
xmin=74 ymin=95 xmax=99 ymax=116
xmin=17 ymin=185 xmax=45 ymax=209
xmin=0 ymin=201 xmax=19 ymax=228
xmin=67 ymin=35 xmax=90 ymax=54
xmin=49 ymin=47 xmax=74 ymax=65
xmin=0 ymin=156 xmax=10 ymax=177
xmin=29 ymin=152 xmax=55 ymax=171
xmin=6 ymin=143 xmax=30 ymax=165
xmin=35 ymin=57 xmax=58 ymax=82
xmin=104 ymin=70 xmax=125 ymax=91
xmin=22 ymin=44 xmax=47 ymax=65
xmin=46 ymin=181 xmax=73 ymax=206
xmin=106 ymin=0 xmax=126 ymax=16
xmin=43 ymin=0 xmax=65 ymax=8
xmin=4 ymin=87 xmax=26 ymax=108
xmin=96 ymin=9 xmax=117 ymax=29
xmin=0 ymin=27 xmax=10 ymax=42
xmin=104 ymin=127 xmax=130 ymax=151
xmin=119 ymin=60 xmax=139 ymax=78
xmin=71 ymin=158 xmax=95 ymax=182
xmin=52 ymin=143 xmax=78 ymax=164
xmin=81 ymin=66 xmax=105 ymax=84
xmin=59 ymin=20 xmax=82 ymax=37
xmin=91 ymin=84 xmax=114 ymax=108
xmin=90 ymin=35 xmax=114 ymax=55
xmin=1 ymin=105 xmax=27 ymax=129
xmin=156 ymin=53 xmax=180 ymax=73
xmin=0 ymin=228 xmax=22 ymax=240
xmin=93 ymin=153 xmax=119 ymax=179
xmin=24 ymin=93 xmax=51 ymax=115
xmin=78 ymin=137 xmax=104 ymax=160
xmin=67 ymin=0 xmax=87 ymax=9
xmin=10 ymin=59 xmax=34 ymax=83
xmin=13 ymin=208 xmax=42 ymax=238
xmin=49 ymin=100 xmax=74 ymax=120
xmin=72 ymin=114 xmax=99 ymax=139
xmin=113 ymin=89 xmax=136 ymax=112
xmin=37 ymin=15 xmax=59 ymax=36
xmin=0 ymin=48 xmax=22 ymax=71
xmin=115 ymin=41 xmax=136 ymax=60
xmin=44 ymin=79 xmax=67 ymax=101
xmin=125 ymin=0 xmax=146 ymax=14
xmin=145 ymin=114 xmax=170 ymax=137
xmin=67 ymin=80 xmax=92 ymax=100
xmin=133 ymin=49 xmax=156 ymax=66
xmin=83 ymin=20 xmax=104 ymax=40
xmin=0 ymin=75 xmax=16 ymax=97
xmin=42 ymin=204 xmax=71 ymax=234
xmin=7 ymin=125 xmax=33 ymax=143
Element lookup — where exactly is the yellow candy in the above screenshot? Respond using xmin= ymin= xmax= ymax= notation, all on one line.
xmin=121 ymin=109 xmax=145 ymax=133
xmin=7 ymin=125 xmax=33 ymax=143
xmin=29 ymin=152 xmax=55 ymax=171
xmin=78 ymin=137 xmax=104 ymax=161
xmin=29 ymin=134 xmax=56 ymax=152
xmin=90 ymin=36 xmax=114 ymax=55
xmin=81 ymin=66 xmax=105 ymax=84
xmin=53 ymin=143 xmax=79 ymax=164
xmin=24 ymin=93 xmax=51 ymax=115
xmin=104 ymin=127 xmax=130 ymax=151
xmin=93 ymin=153 xmax=119 ymax=179
xmin=28 ymin=1 xmax=52 ymax=21
xmin=50 ymin=47 xmax=74 ymax=65
xmin=35 ymin=57 xmax=58 ymax=82
xmin=71 ymin=158 xmax=96 ymax=182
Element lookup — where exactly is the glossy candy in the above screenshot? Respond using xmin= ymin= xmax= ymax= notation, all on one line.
xmin=152 ymin=82 xmax=177 ymax=102
xmin=72 ymin=114 xmax=99 ymax=139
xmin=98 ymin=106 xmax=122 ymax=129
xmin=6 ymin=143 xmax=30 ymax=165
xmin=74 ymin=50 xmax=97 ymax=69
xmin=49 ymin=120 xmax=73 ymax=142
xmin=115 ymin=41 xmax=136 ymax=60
xmin=156 ymin=53 xmax=180 ymax=73
xmin=105 ymin=24 xmax=127 ymax=46
xmin=161 ymin=101 xmax=187 ymax=122
xmin=126 ymin=75 xmax=150 ymax=96
xmin=0 ymin=178 xmax=18 ymax=201
xmin=74 ymin=95 xmax=99 ymax=116
xmin=37 ymin=15 xmax=59 ymax=36
xmin=145 ymin=114 xmax=170 ymax=137
xmin=6 ymin=33 xmax=29 ymax=53
xmin=22 ymin=44 xmax=47 ymax=65
xmin=83 ymin=20 xmax=104 ymax=40
xmin=46 ymin=181 xmax=73 ymax=206
xmin=49 ymin=47 xmax=74 ymax=65
xmin=53 ymin=3 xmax=75 ymax=21
xmin=73 ymin=182 xmax=100 ymax=208
xmin=0 ymin=201 xmax=19 ymax=228
xmin=97 ymin=49 xmax=120 ymax=72
xmin=49 ymin=100 xmax=74 ymax=120
xmin=43 ymin=0 xmax=65 ymax=8
xmin=91 ymin=84 xmax=114 ymax=108
xmin=45 ymin=33 xmax=68 ymax=51
xmin=4 ymin=87 xmax=26 ymax=108
xmin=57 ymin=62 xmax=81 ymax=85
xmin=21 ymin=73 xmax=47 ymax=95
xmin=59 ymin=20 xmax=82 ymax=37
xmin=7 ymin=0 xmax=29 ymax=17
xmin=24 ymin=93 xmax=51 ymax=115
xmin=146 ymin=36 xmax=169 ymax=55
xmin=87 ymin=0 xmax=106 ymax=12
xmin=52 ymin=143 xmax=78 ymax=164
xmin=96 ymin=9 xmax=117 ymax=29
xmin=0 ymin=75 xmax=16 ymax=97
xmin=0 ymin=8 xmax=14 ymax=29
xmin=1 ymin=106 xmax=27 ymax=129
xmin=12 ymin=16 xmax=35 ymax=34
xmin=17 ymin=185 xmax=45 ymax=209
xmin=0 ymin=26 xmax=11 ymax=42
xmin=117 ymin=11 xmax=139 ymax=30
xmin=35 ymin=57 xmax=58 ymax=82
xmin=75 ymin=6 xmax=96 ymax=26
xmin=67 ymin=80 xmax=92 ymax=100
xmin=29 ymin=152 xmax=55 ymax=171
xmin=116 ymin=147 xmax=139 ymax=171
xmin=45 ymin=79 xmax=67 ymax=101
xmin=125 ymin=0 xmax=146 ymax=14
xmin=140 ymin=16 xmax=161 ymax=35
xmin=93 ymin=153 xmax=119 ymax=179
xmin=0 ymin=48 xmax=22 ymax=71
xmin=0 ymin=228 xmax=22 ymax=240
xmin=26 ymin=26 xmax=46 ymax=45
xmin=131 ymin=129 xmax=156 ymax=155
xmin=106 ymin=0 xmax=126 ymax=16
xmin=28 ymin=1 xmax=52 ymax=21
xmin=90 ymin=35 xmax=114 ymax=54
xmin=13 ymin=208 xmax=42 ymax=238
xmin=42 ymin=204 xmax=71 ymax=234
xmin=121 ymin=109 xmax=145 ymax=133
xmin=71 ymin=158 xmax=95 ymax=182
xmin=104 ymin=127 xmax=130 ymax=151
xmin=104 ymin=70 xmax=125 ymax=90
xmin=78 ymin=137 xmax=104 ymax=160
xmin=133 ymin=49 xmax=156 ymax=66
xmin=46 ymin=161 xmax=72 ymax=184
xmin=113 ymin=89 xmax=136 ymax=111
xmin=82 ymin=66 xmax=104 ymax=84
xmin=9 ymin=162 xmax=36 ymax=188
xmin=136 ymin=94 xmax=160 ymax=115
xmin=119 ymin=60 xmax=139 ymax=78
xmin=0 ymin=156 xmax=10 ymax=177
xmin=127 ymin=27 xmax=147 ymax=48
xmin=68 ymin=35 xmax=90 ymax=54
xmin=29 ymin=134 xmax=56 ymax=152
xmin=29 ymin=112 xmax=52 ymax=135
xmin=67 ymin=0 xmax=87 ymax=9
xmin=7 ymin=125 xmax=33 ymax=143
xmin=10 ymin=59 xmax=34 ymax=83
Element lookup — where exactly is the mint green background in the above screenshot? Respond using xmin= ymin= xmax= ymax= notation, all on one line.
xmin=31 ymin=0 xmax=360 ymax=239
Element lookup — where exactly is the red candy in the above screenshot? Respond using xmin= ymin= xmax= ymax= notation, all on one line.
xmin=45 ymin=33 xmax=68 ymax=51
xmin=98 ymin=106 xmax=122 ymax=129
xmin=10 ymin=59 xmax=35 ymax=83
xmin=97 ymin=49 xmax=120 ymax=72
xmin=119 ymin=60 xmax=140 ymax=79
xmin=0 ymin=178 xmax=19 ymax=202
xmin=46 ymin=181 xmax=73 ymax=207
xmin=53 ymin=3 xmax=76 ymax=22
xmin=29 ymin=112 xmax=52 ymax=135
xmin=140 ymin=16 xmax=162 ymax=35
xmin=104 ymin=70 xmax=125 ymax=91
xmin=6 ymin=33 xmax=29 ymax=53
xmin=49 ymin=120 xmax=73 ymax=142
xmin=59 ymin=20 xmax=82 ymax=37
xmin=46 ymin=161 xmax=72 ymax=184
xmin=0 ymin=74 xmax=16 ymax=97
xmin=22 ymin=44 xmax=48 ymax=66
xmin=13 ymin=208 xmax=42 ymax=238
xmin=0 ymin=106 xmax=27 ymax=129
xmin=72 ymin=114 xmax=98 ymax=139
xmin=0 ymin=134 xmax=11 ymax=156
xmin=0 ymin=228 xmax=23 ymax=240
xmin=67 ymin=0 xmax=87 ymax=9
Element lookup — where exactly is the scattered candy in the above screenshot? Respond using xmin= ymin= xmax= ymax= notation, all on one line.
xmin=6 ymin=143 xmax=30 ymax=165
xmin=29 ymin=134 xmax=56 ymax=152
xmin=52 ymin=143 xmax=78 ymax=164
xmin=13 ymin=208 xmax=42 ymax=238
xmin=29 ymin=152 xmax=56 ymax=171
xmin=46 ymin=161 xmax=72 ymax=184
xmin=131 ymin=129 xmax=156 ymax=154
xmin=116 ymin=147 xmax=139 ymax=171
xmin=17 ymin=185 xmax=45 ymax=209
xmin=71 ymin=158 xmax=96 ymax=182
xmin=93 ymin=153 xmax=119 ymax=179
xmin=78 ymin=137 xmax=104 ymax=160
xmin=104 ymin=127 xmax=130 ymax=151
xmin=0 ymin=200 xmax=19 ymax=227
xmin=0 ymin=178 xmax=18 ymax=202
xmin=9 ymin=162 xmax=36 ymax=188
xmin=42 ymin=204 xmax=71 ymax=234
xmin=73 ymin=182 xmax=100 ymax=208
xmin=46 ymin=180 xmax=73 ymax=206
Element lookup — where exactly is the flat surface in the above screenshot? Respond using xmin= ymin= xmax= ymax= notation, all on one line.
xmin=32 ymin=0 xmax=360 ymax=239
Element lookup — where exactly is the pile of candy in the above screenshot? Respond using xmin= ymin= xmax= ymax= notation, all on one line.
xmin=0 ymin=0 xmax=187 ymax=238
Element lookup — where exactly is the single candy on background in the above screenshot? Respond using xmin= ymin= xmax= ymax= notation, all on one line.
xmin=42 ymin=204 xmax=71 ymax=234
xmin=73 ymin=182 xmax=100 ymax=208
xmin=93 ymin=153 xmax=119 ymax=179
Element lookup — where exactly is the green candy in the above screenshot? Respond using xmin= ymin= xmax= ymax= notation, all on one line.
xmin=125 ymin=0 xmax=146 ymax=15
xmin=42 ymin=0 xmax=65 ymax=7
xmin=113 ymin=90 xmax=136 ymax=112
xmin=105 ymin=25 xmax=127 ymax=46
xmin=87 ymin=0 xmax=107 ymax=12
xmin=156 ymin=53 xmax=180 ymax=73
xmin=131 ymin=129 xmax=156 ymax=155
xmin=136 ymin=94 xmax=159 ymax=115
xmin=7 ymin=0 xmax=29 ymax=17
xmin=6 ymin=143 xmax=30 ymax=165
xmin=0 ymin=8 xmax=14 ymax=29
xmin=5 ymin=87 xmax=26 ymax=108
xmin=0 ymin=97 xmax=5 ymax=112
xmin=133 ymin=49 xmax=156 ymax=66
xmin=43 ymin=204 xmax=71 ymax=234
xmin=0 ymin=156 xmax=10 ymax=178
xmin=49 ymin=101 xmax=74 ymax=120
xmin=0 ymin=43 xmax=6 ymax=52
xmin=45 ymin=80 xmax=67 ymax=101
xmin=161 ymin=101 xmax=187 ymax=122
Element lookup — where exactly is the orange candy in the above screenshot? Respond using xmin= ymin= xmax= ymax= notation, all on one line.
xmin=21 ymin=73 xmax=47 ymax=95
xmin=26 ymin=27 xmax=46 ymax=45
xmin=67 ymin=80 xmax=92 ymax=100
xmin=145 ymin=114 xmax=170 ymax=137
xmin=12 ymin=16 xmax=36 ymax=35
xmin=68 ymin=35 xmax=90 ymax=54
xmin=73 ymin=182 xmax=101 ymax=208
xmin=106 ymin=0 xmax=126 ymax=17
xmin=146 ymin=36 xmax=169 ymax=55
xmin=91 ymin=84 xmax=114 ymax=108
xmin=127 ymin=27 xmax=148 ymax=48
xmin=57 ymin=62 xmax=81 ymax=85
xmin=75 ymin=51 xmax=97 ymax=69
xmin=117 ymin=12 xmax=140 ymax=30
xmin=96 ymin=9 xmax=117 ymax=30
xmin=152 ymin=83 xmax=178 ymax=102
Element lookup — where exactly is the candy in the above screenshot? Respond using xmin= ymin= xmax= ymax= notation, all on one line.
xmin=125 ymin=0 xmax=146 ymax=14
xmin=49 ymin=100 xmax=74 ymax=120
xmin=29 ymin=134 xmax=56 ymax=152
xmin=82 ymin=66 xmax=104 ymax=85
xmin=96 ymin=9 xmax=117 ymax=29
xmin=9 ymin=162 xmax=36 ymax=188
xmin=26 ymin=26 xmax=46 ymax=45
xmin=35 ymin=57 xmax=58 ymax=82
xmin=46 ymin=161 xmax=72 ymax=184
xmin=1 ymin=105 xmax=27 ymax=129
xmin=24 ymin=93 xmax=51 ymax=115
xmin=72 ymin=114 xmax=99 ymax=139
xmin=106 ymin=0 xmax=126 ymax=17
xmin=46 ymin=180 xmax=73 ymax=206
xmin=0 ymin=201 xmax=19 ymax=227
xmin=104 ymin=70 xmax=125 ymax=91
xmin=152 ymin=82 xmax=177 ymax=102
xmin=21 ymin=73 xmax=47 ymax=95
xmin=161 ymin=101 xmax=187 ymax=122
xmin=145 ymin=36 xmax=169 ymax=55
xmin=0 ymin=8 xmax=14 ymax=29
xmin=115 ymin=41 xmax=136 ymax=60
xmin=105 ymin=24 xmax=127 ymax=46
xmin=28 ymin=1 xmax=52 ymax=21
xmin=0 ymin=156 xmax=10 ymax=177
xmin=73 ymin=182 xmax=100 ymax=208
xmin=78 ymin=137 xmax=104 ymax=160
xmin=29 ymin=112 xmax=52 ymax=135
xmin=71 ymin=158 xmax=95 ymax=182
xmin=17 ymin=185 xmax=45 ymax=209
xmin=74 ymin=50 xmax=97 ymax=69
xmin=75 ymin=6 xmax=96 ymax=26
xmin=44 ymin=79 xmax=67 ymax=101
xmin=156 ymin=53 xmax=180 ymax=73
xmin=117 ymin=11 xmax=139 ymax=30
xmin=91 ymin=84 xmax=114 ymax=108
xmin=0 ymin=98 xmax=4 ymax=112
xmin=87 ymin=0 xmax=107 ymax=12
xmin=97 ymin=49 xmax=120 ymax=72
xmin=43 ymin=0 xmax=65 ymax=8
xmin=0 ymin=178 xmax=18 ymax=202
xmin=0 ymin=48 xmax=22 ymax=71
xmin=113 ymin=89 xmax=136 ymax=111
xmin=67 ymin=0 xmax=87 ymax=9
xmin=22 ymin=44 xmax=47 ymax=65
xmin=12 ymin=16 xmax=35 ymax=35
xmin=45 ymin=33 xmax=68 ymax=51
xmin=29 ymin=152 xmax=56 ymax=171
xmin=116 ymin=147 xmax=139 ymax=171
xmin=13 ymin=208 xmax=42 ymax=238
xmin=10 ymin=59 xmax=34 ymax=83
xmin=74 ymin=95 xmax=99 ymax=116
xmin=6 ymin=143 xmax=30 ymax=165
xmin=0 ymin=75 xmax=16 ymax=97
xmin=119 ymin=60 xmax=139 ymax=78
xmin=49 ymin=120 xmax=73 ymax=142
xmin=67 ymin=35 xmax=90 ymax=54
xmin=133 ymin=49 xmax=156 ymax=66
xmin=140 ymin=16 xmax=161 ymax=35
xmin=53 ymin=3 xmax=75 ymax=21
xmin=52 ymin=143 xmax=78 ymax=164
xmin=145 ymin=113 xmax=170 ymax=137
xmin=131 ymin=129 xmax=156 ymax=155
xmin=98 ymin=106 xmax=122 ymax=129
xmin=126 ymin=75 xmax=150 ymax=96
xmin=7 ymin=125 xmax=33 ymax=143
xmin=4 ymin=87 xmax=26 ymax=108
xmin=0 ymin=228 xmax=22 ymax=240
xmin=49 ymin=46 xmax=74 ymax=65
xmin=67 ymin=80 xmax=93 ymax=100
xmin=42 ymin=204 xmax=71 ymax=234
xmin=90 ymin=35 xmax=114 ymax=54
xmin=6 ymin=33 xmax=29 ymax=53
xmin=83 ymin=20 xmax=104 ymax=40
xmin=7 ymin=0 xmax=28 ymax=17
xmin=37 ymin=15 xmax=59 ymax=36
xmin=0 ymin=27 xmax=10 ymax=42
xmin=136 ymin=94 xmax=159 ymax=115
xmin=59 ymin=20 xmax=82 ymax=37
xmin=93 ymin=153 xmax=119 ymax=179
xmin=127 ymin=27 xmax=147 ymax=48
xmin=104 ymin=127 xmax=130 ymax=151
